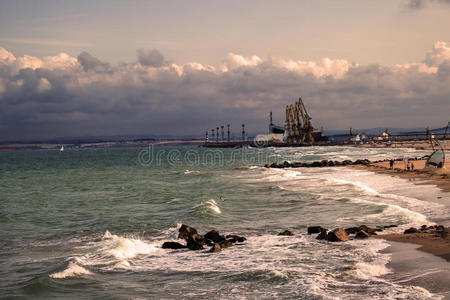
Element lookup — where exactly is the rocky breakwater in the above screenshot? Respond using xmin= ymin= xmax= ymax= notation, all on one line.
xmin=306 ymin=224 xmax=399 ymax=242
xmin=162 ymin=224 xmax=246 ymax=253
xmin=265 ymin=159 xmax=371 ymax=169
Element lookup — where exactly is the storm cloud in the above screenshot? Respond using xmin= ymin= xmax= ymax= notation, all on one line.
xmin=406 ymin=0 xmax=450 ymax=9
xmin=0 ymin=43 xmax=449 ymax=141
xmin=137 ymin=49 xmax=165 ymax=67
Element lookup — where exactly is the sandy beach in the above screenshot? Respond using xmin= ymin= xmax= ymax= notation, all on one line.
xmin=351 ymin=156 xmax=450 ymax=297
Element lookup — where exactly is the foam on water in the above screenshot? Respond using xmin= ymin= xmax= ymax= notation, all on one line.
xmin=103 ymin=230 xmax=159 ymax=260
xmin=49 ymin=261 xmax=92 ymax=279
xmin=184 ymin=169 xmax=200 ymax=175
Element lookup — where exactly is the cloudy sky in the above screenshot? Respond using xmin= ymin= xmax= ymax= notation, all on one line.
xmin=0 ymin=0 xmax=449 ymax=141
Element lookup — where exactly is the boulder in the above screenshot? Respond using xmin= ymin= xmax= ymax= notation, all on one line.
xmin=226 ymin=235 xmax=246 ymax=243
xmin=219 ymin=240 xmax=233 ymax=249
xmin=162 ymin=242 xmax=186 ymax=249
xmin=204 ymin=230 xmax=226 ymax=243
xmin=327 ymin=228 xmax=349 ymax=242
xmin=308 ymin=226 xmax=327 ymax=235
xmin=345 ymin=227 xmax=360 ymax=235
xmin=355 ymin=230 xmax=369 ymax=239
xmin=187 ymin=234 xmax=205 ymax=250
xmin=382 ymin=224 xmax=398 ymax=229
xmin=404 ymin=227 xmax=420 ymax=234
xmin=358 ymin=225 xmax=377 ymax=235
xmin=278 ymin=230 xmax=294 ymax=236
xmin=178 ymin=224 xmax=198 ymax=241
xmin=209 ymin=244 xmax=222 ymax=253
xmin=315 ymin=229 xmax=328 ymax=240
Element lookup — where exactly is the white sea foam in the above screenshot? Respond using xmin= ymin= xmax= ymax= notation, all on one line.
xmin=205 ymin=199 xmax=221 ymax=214
xmin=49 ymin=261 xmax=92 ymax=279
xmin=184 ymin=169 xmax=200 ymax=175
xmin=104 ymin=231 xmax=159 ymax=260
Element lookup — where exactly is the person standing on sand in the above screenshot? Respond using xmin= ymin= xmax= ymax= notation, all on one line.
xmin=390 ymin=159 xmax=394 ymax=169
xmin=407 ymin=161 xmax=411 ymax=171
xmin=411 ymin=162 xmax=414 ymax=171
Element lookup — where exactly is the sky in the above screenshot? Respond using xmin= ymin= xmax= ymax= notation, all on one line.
xmin=0 ymin=0 xmax=449 ymax=141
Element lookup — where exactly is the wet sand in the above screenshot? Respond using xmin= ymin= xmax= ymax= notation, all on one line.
xmin=352 ymin=159 xmax=450 ymax=192
xmin=381 ymin=241 xmax=450 ymax=298
xmin=349 ymin=155 xmax=450 ymax=297
xmin=375 ymin=232 xmax=450 ymax=262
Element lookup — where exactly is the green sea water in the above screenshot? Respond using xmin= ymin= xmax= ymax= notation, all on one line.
xmin=0 ymin=146 xmax=448 ymax=299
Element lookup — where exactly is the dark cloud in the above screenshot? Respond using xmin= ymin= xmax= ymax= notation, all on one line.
xmin=77 ymin=51 xmax=110 ymax=72
xmin=137 ymin=49 xmax=164 ymax=67
xmin=0 ymin=43 xmax=449 ymax=141
xmin=406 ymin=0 xmax=450 ymax=9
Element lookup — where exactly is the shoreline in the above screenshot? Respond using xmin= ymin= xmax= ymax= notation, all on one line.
xmin=350 ymin=159 xmax=450 ymax=192
xmin=350 ymin=156 xmax=450 ymax=297
xmin=381 ymin=241 xmax=450 ymax=298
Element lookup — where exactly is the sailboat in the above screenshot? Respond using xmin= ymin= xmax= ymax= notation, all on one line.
xmin=60 ymin=145 xmax=64 ymax=152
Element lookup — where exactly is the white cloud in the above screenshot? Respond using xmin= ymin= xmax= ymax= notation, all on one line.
xmin=0 ymin=42 xmax=449 ymax=140
xmin=425 ymin=41 xmax=450 ymax=66
xmin=222 ymin=53 xmax=262 ymax=71
xmin=37 ymin=78 xmax=51 ymax=93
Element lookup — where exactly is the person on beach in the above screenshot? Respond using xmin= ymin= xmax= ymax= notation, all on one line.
xmin=411 ymin=162 xmax=414 ymax=171
xmin=389 ymin=159 xmax=394 ymax=169
xmin=407 ymin=161 xmax=411 ymax=171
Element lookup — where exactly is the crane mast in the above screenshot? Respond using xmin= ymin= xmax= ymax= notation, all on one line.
xmin=285 ymin=97 xmax=315 ymax=144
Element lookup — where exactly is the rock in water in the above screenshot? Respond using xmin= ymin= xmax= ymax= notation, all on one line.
xmin=278 ymin=230 xmax=294 ymax=236
xmin=187 ymin=234 xmax=205 ymax=250
xmin=219 ymin=240 xmax=233 ymax=249
xmin=354 ymin=230 xmax=369 ymax=239
xmin=327 ymin=228 xmax=349 ymax=242
xmin=226 ymin=235 xmax=247 ymax=243
xmin=308 ymin=226 xmax=327 ymax=235
xmin=358 ymin=225 xmax=377 ymax=235
xmin=178 ymin=224 xmax=198 ymax=241
xmin=210 ymin=244 xmax=222 ymax=252
xmin=404 ymin=227 xmax=420 ymax=234
xmin=162 ymin=242 xmax=186 ymax=249
xmin=315 ymin=229 xmax=328 ymax=240
xmin=204 ymin=230 xmax=226 ymax=243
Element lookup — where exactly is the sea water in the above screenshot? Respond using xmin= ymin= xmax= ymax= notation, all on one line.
xmin=0 ymin=145 xmax=448 ymax=299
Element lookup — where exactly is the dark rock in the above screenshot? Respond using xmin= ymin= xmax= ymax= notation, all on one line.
xmin=162 ymin=242 xmax=186 ymax=249
xmin=328 ymin=161 xmax=335 ymax=167
xmin=383 ymin=225 xmax=398 ymax=229
xmin=311 ymin=161 xmax=323 ymax=167
xmin=355 ymin=230 xmax=369 ymax=239
xmin=219 ymin=240 xmax=233 ymax=249
xmin=187 ymin=234 xmax=205 ymax=250
xmin=435 ymin=225 xmax=445 ymax=232
xmin=226 ymin=235 xmax=246 ymax=243
xmin=358 ymin=225 xmax=377 ymax=235
xmin=278 ymin=230 xmax=294 ymax=236
xmin=209 ymin=244 xmax=222 ymax=252
xmin=404 ymin=227 xmax=420 ymax=234
xmin=333 ymin=161 xmax=342 ymax=166
xmin=342 ymin=160 xmax=352 ymax=166
xmin=345 ymin=227 xmax=360 ymax=235
xmin=308 ymin=226 xmax=327 ymax=235
xmin=327 ymin=228 xmax=349 ymax=242
xmin=204 ymin=230 xmax=226 ymax=243
xmin=315 ymin=229 xmax=328 ymax=240
xmin=178 ymin=224 xmax=198 ymax=241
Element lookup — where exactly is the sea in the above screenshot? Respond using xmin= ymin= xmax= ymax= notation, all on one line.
xmin=1 ymin=145 xmax=449 ymax=299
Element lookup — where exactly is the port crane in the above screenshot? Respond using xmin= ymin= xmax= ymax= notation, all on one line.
xmin=285 ymin=97 xmax=315 ymax=144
